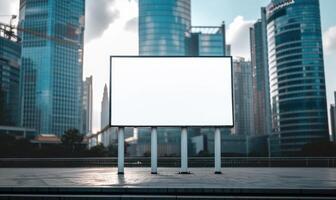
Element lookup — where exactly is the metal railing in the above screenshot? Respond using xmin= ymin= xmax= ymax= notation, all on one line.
xmin=0 ymin=157 xmax=335 ymax=168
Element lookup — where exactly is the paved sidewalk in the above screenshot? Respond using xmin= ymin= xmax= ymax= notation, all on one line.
xmin=0 ymin=168 xmax=336 ymax=189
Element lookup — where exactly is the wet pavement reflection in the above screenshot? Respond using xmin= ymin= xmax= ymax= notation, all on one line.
xmin=0 ymin=168 xmax=336 ymax=189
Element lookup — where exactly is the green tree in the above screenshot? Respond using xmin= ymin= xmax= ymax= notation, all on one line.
xmin=107 ymin=144 xmax=118 ymax=157
xmin=61 ymin=128 xmax=83 ymax=152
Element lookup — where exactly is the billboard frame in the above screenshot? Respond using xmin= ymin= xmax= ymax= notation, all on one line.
xmin=109 ymin=55 xmax=234 ymax=128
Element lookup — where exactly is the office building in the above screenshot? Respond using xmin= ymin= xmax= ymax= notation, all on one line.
xmin=232 ymin=58 xmax=254 ymax=136
xmin=250 ymin=7 xmax=271 ymax=136
xmin=139 ymin=0 xmax=191 ymax=56
xmin=82 ymin=76 xmax=93 ymax=134
xmin=101 ymin=84 xmax=109 ymax=130
xmin=330 ymin=92 xmax=336 ymax=142
xmin=19 ymin=0 xmax=85 ymax=135
xmin=266 ymin=0 xmax=329 ymax=155
xmin=0 ymin=24 xmax=21 ymax=126
xmin=187 ymin=24 xmax=226 ymax=56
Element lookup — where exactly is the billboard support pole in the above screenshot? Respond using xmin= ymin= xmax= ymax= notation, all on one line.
xmin=151 ymin=127 xmax=158 ymax=174
xmin=180 ymin=127 xmax=189 ymax=174
xmin=214 ymin=127 xmax=222 ymax=174
xmin=117 ymin=127 xmax=125 ymax=175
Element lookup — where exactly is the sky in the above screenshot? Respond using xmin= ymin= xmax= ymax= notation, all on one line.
xmin=0 ymin=0 xmax=335 ymax=133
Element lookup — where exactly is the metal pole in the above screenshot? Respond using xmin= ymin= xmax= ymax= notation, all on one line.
xmin=118 ymin=127 xmax=125 ymax=175
xmin=151 ymin=127 xmax=158 ymax=174
xmin=214 ymin=128 xmax=222 ymax=174
xmin=180 ymin=127 xmax=189 ymax=174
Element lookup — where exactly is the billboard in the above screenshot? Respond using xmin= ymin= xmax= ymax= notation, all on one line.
xmin=110 ymin=56 xmax=233 ymax=127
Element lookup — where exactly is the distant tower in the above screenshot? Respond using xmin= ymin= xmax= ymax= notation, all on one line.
xmin=232 ymin=58 xmax=254 ymax=136
xmin=82 ymin=76 xmax=93 ymax=134
xmin=101 ymin=84 xmax=109 ymax=130
xmin=250 ymin=7 xmax=271 ymax=136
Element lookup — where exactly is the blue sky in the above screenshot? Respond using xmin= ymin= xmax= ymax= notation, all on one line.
xmin=192 ymin=0 xmax=336 ymax=30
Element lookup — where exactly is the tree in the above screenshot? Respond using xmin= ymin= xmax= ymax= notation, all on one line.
xmin=107 ymin=144 xmax=118 ymax=157
xmin=61 ymin=128 xmax=83 ymax=152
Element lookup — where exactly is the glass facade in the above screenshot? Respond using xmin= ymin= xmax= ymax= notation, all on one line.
xmin=266 ymin=0 xmax=329 ymax=155
xmin=232 ymin=58 xmax=254 ymax=136
xmin=250 ymin=8 xmax=272 ymax=136
xmin=0 ymin=35 xmax=21 ymax=126
xmin=139 ymin=0 xmax=191 ymax=56
xmin=188 ymin=25 xmax=226 ymax=56
xmin=19 ymin=0 xmax=85 ymax=135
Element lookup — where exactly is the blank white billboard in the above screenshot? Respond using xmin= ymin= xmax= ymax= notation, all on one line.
xmin=110 ymin=56 xmax=233 ymax=127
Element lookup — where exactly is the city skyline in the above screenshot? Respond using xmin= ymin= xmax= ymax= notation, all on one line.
xmin=0 ymin=0 xmax=335 ymax=134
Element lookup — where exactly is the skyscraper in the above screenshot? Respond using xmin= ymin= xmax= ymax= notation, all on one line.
xmin=250 ymin=8 xmax=271 ymax=136
xmin=19 ymin=0 xmax=85 ymax=135
xmin=232 ymin=58 xmax=254 ymax=136
xmin=82 ymin=76 xmax=93 ymax=134
xmin=266 ymin=0 xmax=329 ymax=155
xmin=0 ymin=23 xmax=21 ymax=126
xmin=139 ymin=0 xmax=191 ymax=56
xmin=101 ymin=84 xmax=109 ymax=130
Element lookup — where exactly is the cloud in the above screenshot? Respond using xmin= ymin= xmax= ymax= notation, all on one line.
xmin=226 ymin=16 xmax=254 ymax=60
xmin=323 ymin=26 xmax=336 ymax=55
xmin=124 ymin=17 xmax=138 ymax=32
xmin=85 ymin=0 xmax=120 ymax=42
xmin=0 ymin=0 xmax=12 ymax=15
xmin=83 ymin=0 xmax=138 ymax=132
xmin=0 ymin=0 xmax=19 ymax=24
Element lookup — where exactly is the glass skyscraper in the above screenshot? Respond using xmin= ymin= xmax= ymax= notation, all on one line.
xmin=0 ymin=26 xmax=21 ymax=126
xmin=266 ymin=0 xmax=329 ymax=155
xmin=250 ymin=8 xmax=272 ymax=136
xmin=139 ymin=0 xmax=191 ymax=56
xmin=19 ymin=0 xmax=85 ymax=135
xmin=232 ymin=58 xmax=254 ymax=136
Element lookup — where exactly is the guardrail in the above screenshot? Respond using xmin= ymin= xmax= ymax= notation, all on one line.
xmin=1 ymin=157 xmax=336 ymax=168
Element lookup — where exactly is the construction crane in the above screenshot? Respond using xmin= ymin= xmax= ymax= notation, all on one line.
xmin=0 ymin=15 xmax=82 ymax=47
xmin=0 ymin=15 xmax=18 ymax=41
